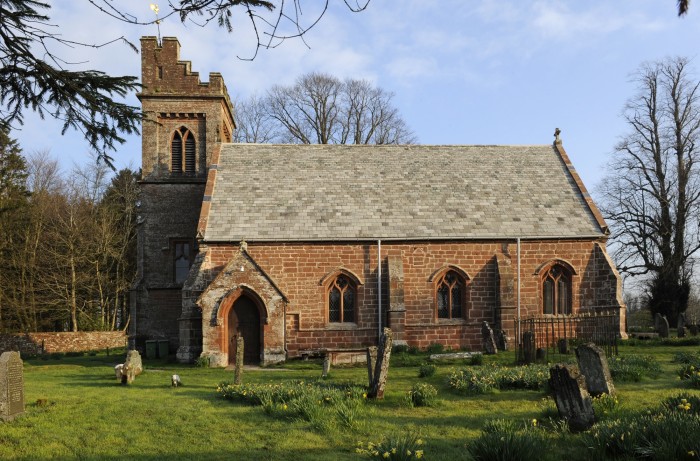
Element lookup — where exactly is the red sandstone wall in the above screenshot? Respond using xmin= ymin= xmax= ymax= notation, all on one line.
xmin=202 ymin=239 xmax=612 ymax=354
xmin=0 ymin=331 xmax=127 ymax=356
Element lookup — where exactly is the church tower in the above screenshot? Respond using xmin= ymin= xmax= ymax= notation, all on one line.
xmin=130 ymin=37 xmax=234 ymax=354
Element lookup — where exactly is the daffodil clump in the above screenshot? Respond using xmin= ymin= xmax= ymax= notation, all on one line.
xmin=447 ymin=364 xmax=549 ymax=395
xmin=467 ymin=418 xmax=547 ymax=461
xmin=584 ymin=393 xmax=700 ymax=460
xmin=217 ymin=379 xmax=368 ymax=430
xmin=356 ymin=433 xmax=425 ymax=460
xmin=592 ymin=393 xmax=621 ymax=417
xmin=608 ymin=354 xmax=661 ymax=382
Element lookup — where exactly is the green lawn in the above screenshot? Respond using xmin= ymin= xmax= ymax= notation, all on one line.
xmin=2 ymin=341 xmax=699 ymax=460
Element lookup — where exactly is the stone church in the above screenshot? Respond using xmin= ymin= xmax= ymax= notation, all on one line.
xmin=130 ymin=37 xmax=625 ymax=366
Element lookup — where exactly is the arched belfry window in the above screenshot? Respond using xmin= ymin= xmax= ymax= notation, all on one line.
xmin=436 ymin=270 xmax=466 ymax=319
xmin=542 ymin=264 xmax=572 ymax=315
xmin=328 ymin=274 xmax=356 ymax=323
xmin=171 ymin=127 xmax=196 ymax=175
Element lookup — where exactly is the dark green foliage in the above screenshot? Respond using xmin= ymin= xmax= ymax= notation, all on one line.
xmin=417 ymin=363 xmax=436 ymax=378
xmin=469 ymin=353 xmax=484 ymax=366
xmin=426 ymin=343 xmax=444 ymax=354
xmin=0 ymin=1 xmax=141 ymax=165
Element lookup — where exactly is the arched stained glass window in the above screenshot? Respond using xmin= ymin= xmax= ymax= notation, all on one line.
xmin=542 ymin=264 xmax=572 ymax=315
xmin=436 ymin=270 xmax=466 ymax=319
xmin=328 ymin=274 xmax=356 ymax=323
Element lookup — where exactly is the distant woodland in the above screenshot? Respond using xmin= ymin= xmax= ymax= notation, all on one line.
xmin=0 ymin=128 xmax=137 ymax=333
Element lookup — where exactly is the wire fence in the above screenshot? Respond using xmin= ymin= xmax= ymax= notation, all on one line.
xmin=516 ymin=308 xmax=620 ymax=363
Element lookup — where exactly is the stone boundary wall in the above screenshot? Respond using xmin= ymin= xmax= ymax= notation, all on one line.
xmin=0 ymin=331 xmax=127 ymax=355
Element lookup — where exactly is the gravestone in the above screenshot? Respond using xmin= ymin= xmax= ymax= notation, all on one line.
xmin=322 ymin=354 xmax=331 ymax=378
xmin=121 ymin=350 xmax=143 ymax=385
xmin=0 ymin=351 xmax=25 ymax=421
xmin=657 ymin=315 xmax=670 ymax=338
xmin=575 ymin=343 xmax=615 ymax=397
xmin=548 ymin=364 xmax=594 ymax=432
xmin=368 ymin=328 xmax=393 ymax=399
xmin=234 ymin=336 xmax=245 ymax=385
xmin=481 ymin=322 xmax=498 ymax=355
xmin=654 ymin=313 xmax=662 ymax=332
xmin=558 ymin=338 xmax=569 ymax=354
xmin=689 ymin=324 xmax=699 ymax=336
xmin=677 ymin=313 xmax=687 ymax=338
xmin=536 ymin=348 xmax=546 ymax=361
xmin=522 ymin=331 xmax=536 ymax=364
xmin=495 ymin=330 xmax=509 ymax=351
xmin=366 ymin=346 xmax=378 ymax=385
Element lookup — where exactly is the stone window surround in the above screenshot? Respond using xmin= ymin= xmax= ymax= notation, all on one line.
xmin=429 ymin=264 xmax=471 ymax=321
xmin=320 ymin=268 xmax=364 ymax=325
xmin=534 ymin=259 xmax=578 ymax=316
xmin=170 ymin=125 xmax=196 ymax=175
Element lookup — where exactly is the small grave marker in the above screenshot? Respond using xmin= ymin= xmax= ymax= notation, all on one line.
xmin=234 ymin=336 xmax=245 ymax=385
xmin=368 ymin=328 xmax=393 ymax=399
xmin=0 ymin=351 xmax=24 ymax=422
xmin=481 ymin=322 xmax=497 ymax=355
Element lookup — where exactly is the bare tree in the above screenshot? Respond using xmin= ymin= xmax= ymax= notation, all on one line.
xmin=233 ymin=94 xmax=278 ymax=143
xmin=598 ymin=57 xmax=700 ymax=324
xmin=245 ymin=72 xmax=415 ymax=144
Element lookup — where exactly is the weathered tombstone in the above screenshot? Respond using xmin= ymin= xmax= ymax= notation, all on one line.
xmin=689 ymin=324 xmax=699 ymax=336
xmin=558 ymin=338 xmax=569 ymax=354
xmin=121 ymin=350 xmax=143 ymax=385
xmin=658 ymin=315 xmax=670 ymax=338
xmin=0 ymin=351 xmax=24 ymax=421
xmin=548 ymin=364 xmax=595 ymax=432
xmin=368 ymin=328 xmax=393 ymax=399
xmin=495 ymin=330 xmax=509 ymax=351
xmin=234 ymin=336 xmax=244 ymax=385
xmin=481 ymin=322 xmax=498 ymax=355
xmin=677 ymin=313 xmax=687 ymax=338
xmin=654 ymin=313 xmax=662 ymax=332
xmin=322 ymin=354 xmax=331 ymax=378
xmin=366 ymin=346 xmax=378 ymax=385
xmin=536 ymin=348 xmax=546 ymax=361
xmin=575 ymin=343 xmax=615 ymax=397
xmin=522 ymin=331 xmax=536 ymax=364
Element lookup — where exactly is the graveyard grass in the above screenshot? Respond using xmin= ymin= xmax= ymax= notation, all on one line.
xmin=2 ymin=342 xmax=700 ymax=460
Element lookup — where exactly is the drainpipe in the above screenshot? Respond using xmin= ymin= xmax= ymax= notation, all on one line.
xmin=378 ymin=239 xmax=382 ymax=341
xmin=517 ymin=237 xmax=521 ymax=349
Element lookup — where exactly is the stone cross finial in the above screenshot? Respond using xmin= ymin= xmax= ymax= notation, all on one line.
xmin=239 ymin=240 xmax=248 ymax=252
xmin=554 ymin=128 xmax=562 ymax=144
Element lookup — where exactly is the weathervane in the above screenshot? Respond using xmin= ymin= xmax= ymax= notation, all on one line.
xmin=150 ymin=3 xmax=161 ymax=44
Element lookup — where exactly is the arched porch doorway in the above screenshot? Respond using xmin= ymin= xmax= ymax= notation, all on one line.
xmin=227 ymin=294 xmax=262 ymax=365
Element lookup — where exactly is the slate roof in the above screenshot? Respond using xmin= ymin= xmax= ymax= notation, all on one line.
xmin=203 ymin=144 xmax=606 ymax=242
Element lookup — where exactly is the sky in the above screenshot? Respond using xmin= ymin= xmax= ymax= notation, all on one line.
xmin=11 ymin=1 xmax=700 ymax=194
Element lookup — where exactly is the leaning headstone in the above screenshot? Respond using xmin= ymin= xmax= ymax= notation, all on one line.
xmin=657 ymin=315 xmax=670 ymax=338
xmin=234 ymin=336 xmax=244 ymax=385
xmin=522 ymin=331 xmax=536 ymax=364
xmin=654 ymin=313 xmax=662 ymax=332
xmin=548 ymin=364 xmax=595 ymax=432
xmin=481 ymin=322 xmax=498 ymax=355
xmin=495 ymin=330 xmax=509 ymax=351
xmin=575 ymin=343 xmax=615 ymax=397
xmin=677 ymin=313 xmax=687 ymax=338
xmin=322 ymin=354 xmax=331 ymax=378
xmin=0 ymin=352 xmax=24 ymax=422
xmin=121 ymin=350 xmax=143 ymax=385
xmin=368 ymin=328 xmax=393 ymax=399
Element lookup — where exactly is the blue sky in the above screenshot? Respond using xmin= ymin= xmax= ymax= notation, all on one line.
xmin=12 ymin=1 xmax=700 ymax=193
